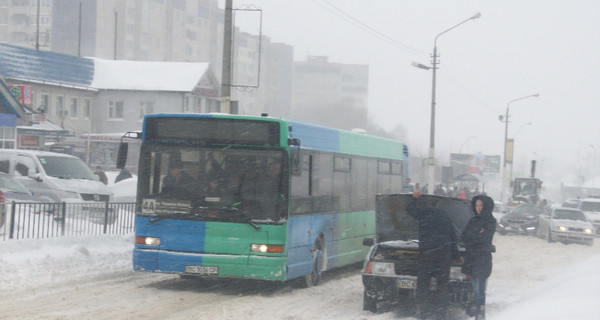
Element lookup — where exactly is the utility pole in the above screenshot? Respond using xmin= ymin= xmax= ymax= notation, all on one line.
xmin=78 ymin=2 xmax=82 ymax=57
xmin=220 ymin=0 xmax=233 ymax=114
xmin=113 ymin=12 xmax=118 ymax=60
xmin=35 ymin=0 xmax=40 ymax=50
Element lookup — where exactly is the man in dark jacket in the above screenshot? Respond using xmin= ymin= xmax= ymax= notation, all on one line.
xmin=407 ymin=190 xmax=458 ymax=320
xmin=461 ymin=194 xmax=496 ymax=320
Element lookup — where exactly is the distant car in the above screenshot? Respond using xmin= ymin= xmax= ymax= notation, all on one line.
xmin=576 ymin=198 xmax=600 ymax=236
xmin=0 ymin=173 xmax=42 ymax=203
xmin=0 ymin=173 xmax=44 ymax=228
xmin=110 ymin=175 xmax=137 ymax=202
xmin=497 ymin=203 xmax=546 ymax=235
xmin=562 ymin=198 xmax=581 ymax=208
xmin=492 ymin=200 xmax=506 ymax=220
xmin=536 ymin=207 xmax=594 ymax=245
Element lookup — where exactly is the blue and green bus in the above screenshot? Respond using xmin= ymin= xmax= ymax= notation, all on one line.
xmin=122 ymin=113 xmax=409 ymax=286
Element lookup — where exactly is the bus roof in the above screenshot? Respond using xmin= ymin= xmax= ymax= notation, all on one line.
xmin=142 ymin=113 xmax=408 ymax=160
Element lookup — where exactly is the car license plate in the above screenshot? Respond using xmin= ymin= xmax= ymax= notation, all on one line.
xmin=185 ymin=265 xmax=218 ymax=275
xmin=397 ymin=279 xmax=416 ymax=289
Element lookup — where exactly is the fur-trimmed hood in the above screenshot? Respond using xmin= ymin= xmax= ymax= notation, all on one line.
xmin=471 ymin=194 xmax=494 ymax=215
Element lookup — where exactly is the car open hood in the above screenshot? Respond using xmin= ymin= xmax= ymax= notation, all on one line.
xmin=374 ymin=194 xmax=472 ymax=243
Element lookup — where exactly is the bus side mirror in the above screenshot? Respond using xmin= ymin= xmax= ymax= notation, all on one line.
xmin=289 ymin=138 xmax=301 ymax=176
xmin=116 ymin=142 xmax=128 ymax=169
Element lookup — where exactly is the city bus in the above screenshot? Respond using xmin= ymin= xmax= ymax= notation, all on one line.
xmin=120 ymin=113 xmax=409 ymax=286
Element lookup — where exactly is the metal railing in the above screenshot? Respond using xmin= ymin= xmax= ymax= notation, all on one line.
xmin=0 ymin=201 xmax=136 ymax=241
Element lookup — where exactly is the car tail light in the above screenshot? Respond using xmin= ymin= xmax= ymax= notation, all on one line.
xmin=0 ymin=190 xmax=5 ymax=203
xmin=365 ymin=261 xmax=395 ymax=275
xmin=364 ymin=261 xmax=373 ymax=274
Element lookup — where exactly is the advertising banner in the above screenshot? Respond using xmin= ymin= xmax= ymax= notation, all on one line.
xmin=9 ymin=85 xmax=33 ymax=106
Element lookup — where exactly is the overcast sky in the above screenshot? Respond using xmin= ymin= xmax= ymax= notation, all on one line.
xmin=233 ymin=0 xmax=600 ymax=191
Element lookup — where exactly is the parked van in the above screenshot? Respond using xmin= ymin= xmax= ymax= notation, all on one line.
xmin=0 ymin=150 xmax=113 ymax=203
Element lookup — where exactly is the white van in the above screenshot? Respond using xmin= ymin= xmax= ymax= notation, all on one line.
xmin=577 ymin=197 xmax=600 ymax=237
xmin=0 ymin=150 xmax=113 ymax=203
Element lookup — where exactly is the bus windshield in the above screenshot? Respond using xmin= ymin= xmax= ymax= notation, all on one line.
xmin=138 ymin=143 xmax=288 ymax=223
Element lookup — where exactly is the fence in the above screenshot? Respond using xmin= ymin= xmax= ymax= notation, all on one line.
xmin=0 ymin=201 xmax=136 ymax=241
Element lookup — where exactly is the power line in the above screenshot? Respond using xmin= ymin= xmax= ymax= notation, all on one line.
xmin=311 ymin=0 xmax=426 ymax=57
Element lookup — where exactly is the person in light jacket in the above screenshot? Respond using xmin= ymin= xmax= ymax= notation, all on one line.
xmin=461 ymin=194 xmax=496 ymax=320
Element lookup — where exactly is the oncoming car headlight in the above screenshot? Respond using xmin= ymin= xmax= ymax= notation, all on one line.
xmin=584 ymin=228 xmax=593 ymax=234
xmin=364 ymin=261 xmax=395 ymax=276
xmin=135 ymin=236 xmax=160 ymax=246
xmin=558 ymin=226 xmax=568 ymax=232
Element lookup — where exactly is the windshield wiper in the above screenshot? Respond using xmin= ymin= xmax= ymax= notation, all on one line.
xmin=149 ymin=212 xmax=189 ymax=223
xmin=243 ymin=216 xmax=261 ymax=230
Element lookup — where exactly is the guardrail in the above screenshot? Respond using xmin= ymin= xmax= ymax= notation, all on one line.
xmin=0 ymin=201 xmax=136 ymax=241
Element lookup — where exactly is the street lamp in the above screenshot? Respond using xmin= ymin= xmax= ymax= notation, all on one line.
xmin=591 ymin=144 xmax=596 ymax=188
xmin=508 ymin=122 xmax=533 ymax=192
xmin=459 ymin=135 xmax=477 ymax=154
xmin=500 ymin=93 xmax=539 ymax=203
xmin=413 ymin=12 xmax=481 ymax=194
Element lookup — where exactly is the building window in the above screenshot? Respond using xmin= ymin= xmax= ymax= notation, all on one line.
xmin=0 ymin=127 xmax=16 ymax=149
xmin=108 ymin=101 xmax=124 ymax=119
xmin=11 ymin=0 xmax=29 ymax=7
xmin=55 ymin=95 xmax=64 ymax=117
xmin=40 ymin=15 xmax=50 ymax=26
xmin=139 ymin=101 xmax=154 ymax=120
xmin=84 ymin=98 xmax=91 ymax=119
xmin=70 ymin=97 xmax=78 ymax=119
xmin=39 ymin=93 xmax=50 ymax=114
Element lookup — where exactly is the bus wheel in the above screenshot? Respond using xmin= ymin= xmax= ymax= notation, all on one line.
xmin=303 ymin=239 xmax=325 ymax=287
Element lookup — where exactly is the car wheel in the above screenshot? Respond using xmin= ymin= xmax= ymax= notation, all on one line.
xmin=363 ymin=290 xmax=379 ymax=313
xmin=547 ymin=230 xmax=554 ymax=243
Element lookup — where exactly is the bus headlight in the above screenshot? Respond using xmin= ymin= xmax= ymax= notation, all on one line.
xmin=136 ymin=236 xmax=160 ymax=246
xmin=250 ymin=244 xmax=283 ymax=253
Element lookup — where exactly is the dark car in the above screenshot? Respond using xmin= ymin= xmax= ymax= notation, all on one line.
xmin=497 ymin=203 xmax=546 ymax=235
xmin=361 ymin=194 xmax=473 ymax=313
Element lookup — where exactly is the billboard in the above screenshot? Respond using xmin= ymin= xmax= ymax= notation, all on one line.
xmin=450 ymin=153 xmax=501 ymax=181
xmin=9 ymin=85 xmax=33 ymax=106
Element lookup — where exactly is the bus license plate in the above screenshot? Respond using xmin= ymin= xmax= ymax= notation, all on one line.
xmin=185 ymin=265 xmax=218 ymax=275
xmin=397 ymin=279 xmax=416 ymax=289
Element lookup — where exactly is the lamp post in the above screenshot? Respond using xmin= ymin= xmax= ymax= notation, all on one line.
xmin=459 ymin=135 xmax=477 ymax=154
xmin=500 ymin=94 xmax=539 ymax=203
xmin=591 ymin=144 xmax=596 ymax=188
xmin=508 ymin=122 xmax=533 ymax=191
xmin=412 ymin=12 xmax=481 ymax=194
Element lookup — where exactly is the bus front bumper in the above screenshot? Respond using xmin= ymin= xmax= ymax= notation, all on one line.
xmin=133 ymin=248 xmax=287 ymax=281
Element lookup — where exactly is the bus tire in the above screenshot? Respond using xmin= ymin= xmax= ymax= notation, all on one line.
xmin=303 ymin=239 xmax=325 ymax=287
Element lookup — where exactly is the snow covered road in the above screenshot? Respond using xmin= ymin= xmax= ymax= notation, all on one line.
xmin=1 ymin=233 xmax=599 ymax=320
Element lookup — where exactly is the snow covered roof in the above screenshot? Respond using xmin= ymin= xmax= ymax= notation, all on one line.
xmin=17 ymin=119 xmax=71 ymax=136
xmin=0 ymin=43 xmax=94 ymax=87
xmin=0 ymin=44 xmax=214 ymax=93
xmin=91 ymin=58 xmax=210 ymax=92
